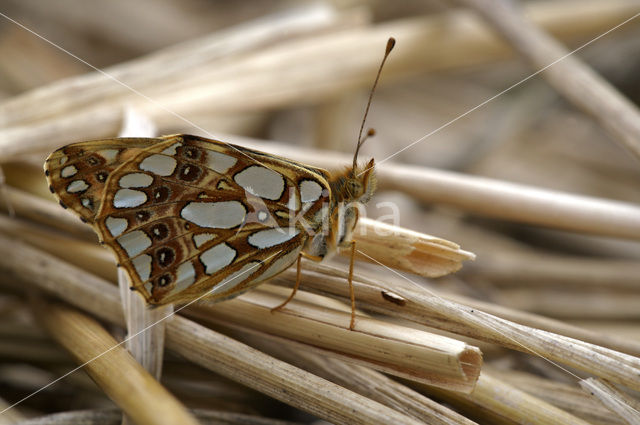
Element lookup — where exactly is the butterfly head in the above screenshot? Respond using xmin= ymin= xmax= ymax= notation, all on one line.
xmin=332 ymin=158 xmax=376 ymax=204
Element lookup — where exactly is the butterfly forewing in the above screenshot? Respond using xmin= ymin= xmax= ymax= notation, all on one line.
xmin=47 ymin=134 xmax=331 ymax=305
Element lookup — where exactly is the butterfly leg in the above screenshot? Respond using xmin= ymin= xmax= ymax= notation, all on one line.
xmin=270 ymin=253 xmax=303 ymax=313
xmin=348 ymin=240 xmax=357 ymax=330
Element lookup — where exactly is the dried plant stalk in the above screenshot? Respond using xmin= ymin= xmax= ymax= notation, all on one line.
xmin=186 ymin=284 xmax=482 ymax=393
xmin=0 ymin=214 xmax=114 ymax=282
xmin=352 ymin=218 xmax=475 ymax=277
xmin=416 ymin=372 xmax=592 ymax=425
xmin=282 ymin=262 xmax=640 ymax=391
xmin=166 ymin=316 xmax=425 ymax=425
xmin=490 ymin=368 xmax=633 ymax=425
xmin=466 ymin=250 xmax=640 ymax=290
xmin=444 ymin=292 xmax=640 ymax=357
xmin=11 ymin=409 xmax=313 ymax=425
xmin=280 ymin=258 xmax=640 ymax=359
xmin=116 ymin=107 xmax=170 ymax=417
xmin=0 ymin=397 xmax=25 ymax=425
xmin=0 ymin=235 xmax=432 ymax=425
xmin=0 ymin=3 xmax=351 ymax=126
xmin=1 ymin=1 xmax=638 ymax=157
xmin=37 ymin=303 xmax=199 ymax=425
xmin=118 ymin=268 xmax=171 ymax=381
xmin=4 ymin=216 xmax=640 ymax=390
xmin=494 ymin=288 xmax=640 ymax=320
xmin=10 ymin=133 xmax=640 ymax=243
xmin=579 ymin=378 xmax=640 ymax=425
xmin=0 ymin=208 xmax=480 ymax=391
xmin=2 ymin=228 xmax=481 ymax=391
xmin=0 ymin=185 xmax=94 ymax=240
xmin=4 ymin=212 xmax=639 ymax=358
xmin=0 ymin=215 xmax=481 ymax=392
xmin=456 ymin=0 xmax=640 ymax=161
xmin=241 ymin=336 xmax=478 ymax=425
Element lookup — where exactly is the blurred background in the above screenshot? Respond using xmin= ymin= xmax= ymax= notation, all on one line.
xmin=1 ymin=0 xmax=640 ymax=423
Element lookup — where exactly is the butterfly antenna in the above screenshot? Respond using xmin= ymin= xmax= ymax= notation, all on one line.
xmin=353 ymin=37 xmax=396 ymax=171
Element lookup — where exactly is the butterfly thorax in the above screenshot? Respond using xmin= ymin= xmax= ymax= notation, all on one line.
xmin=301 ymin=159 xmax=376 ymax=260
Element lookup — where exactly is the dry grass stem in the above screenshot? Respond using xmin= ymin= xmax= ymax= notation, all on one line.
xmin=118 ymin=269 xmax=171 ymax=381
xmin=4 ymin=220 xmax=639 ymax=392
xmin=0 ymin=234 xmax=447 ymax=424
xmin=495 ymin=289 xmax=640 ymax=320
xmin=0 ymin=185 xmax=94 ymax=240
xmin=12 ymin=409 xmax=311 ymax=425
xmin=489 ymin=368 xmax=634 ymax=425
xmin=1 ymin=1 xmax=639 ymax=157
xmin=466 ymin=250 xmax=640 ymax=290
xmin=5 ymin=214 xmax=639 ymax=385
xmin=352 ymin=218 xmax=475 ymax=277
xmin=0 ymin=215 xmax=480 ymax=392
xmin=0 ymin=215 xmax=480 ymax=393
xmin=241 ymin=337 xmax=478 ymax=425
xmin=579 ymin=378 xmax=640 ymax=424
xmin=0 ymin=214 xmax=114 ymax=282
xmin=444 ymin=293 xmax=640 ymax=357
xmin=0 ymin=398 xmax=25 ymax=425
xmin=291 ymin=262 xmax=640 ymax=356
xmin=116 ymin=107 xmax=169 ymax=424
xmin=457 ymin=0 xmax=640 ymax=161
xmin=2 ymin=227 xmax=481 ymax=391
xmin=0 ymin=3 xmax=353 ymax=127
xmin=186 ymin=285 xmax=482 ymax=392
xmin=417 ymin=372 xmax=593 ymax=425
xmin=377 ymin=164 xmax=640 ymax=240
xmin=36 ymin=303 xmax=199 ymax=425
xmin=282 ymin=262 xmax=640 ymax=391
xmin=8 ymin=208 xmax=638 ymax=355
xmin=166 ymin=317 xmax=425 ymax=425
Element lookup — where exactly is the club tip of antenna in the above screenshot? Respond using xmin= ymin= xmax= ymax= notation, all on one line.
xmin=386 ymin=37 xmax=396 ymax=54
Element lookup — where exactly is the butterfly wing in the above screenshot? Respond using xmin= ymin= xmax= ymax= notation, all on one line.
xmin=47 ymin=134 xmax=331 ymax=305
xmin=45 ymin=138 xmax=161 ymax=223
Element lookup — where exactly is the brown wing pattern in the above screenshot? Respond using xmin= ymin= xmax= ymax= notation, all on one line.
xmin=47 ymin=134 xmax=330 ymax=305
xmin=44 ymin=138 xmax=163 ymax=223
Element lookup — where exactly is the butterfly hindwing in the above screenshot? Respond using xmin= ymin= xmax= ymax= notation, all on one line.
xmin=56 ymin=134 xmax=331 ymax=305
xmin=44 ymin=138 xmax=164 ymax=223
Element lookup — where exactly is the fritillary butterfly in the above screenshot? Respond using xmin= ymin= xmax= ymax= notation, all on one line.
xmin=44 ymin=38 xmax=395 ymax=329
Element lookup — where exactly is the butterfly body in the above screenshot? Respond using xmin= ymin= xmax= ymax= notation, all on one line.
xmin=45 ymin=134 xmax=375 ymax=306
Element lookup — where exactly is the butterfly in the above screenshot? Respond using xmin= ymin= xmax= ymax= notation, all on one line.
xmin=44 ymin=38 xmax=395 ymax=330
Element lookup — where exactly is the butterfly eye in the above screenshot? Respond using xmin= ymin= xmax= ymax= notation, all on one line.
xmin=346 ymin=180 xmax=362 ymax=197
